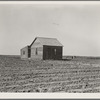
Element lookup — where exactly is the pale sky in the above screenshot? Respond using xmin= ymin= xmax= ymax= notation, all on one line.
xmin=0 ymin=1 xmax=100 ymax=56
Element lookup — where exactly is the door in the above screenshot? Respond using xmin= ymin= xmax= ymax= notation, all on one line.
xmin=46 ymin=47 xmax=52 ymax=59
xmin=28 ymin=47 xmax=31 ymax=58
xmin=43 ymin=46 xmax=52 ymax=60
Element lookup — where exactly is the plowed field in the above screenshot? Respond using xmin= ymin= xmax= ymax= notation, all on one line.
xmin=0 ymin=55 xmax=100 ymax=93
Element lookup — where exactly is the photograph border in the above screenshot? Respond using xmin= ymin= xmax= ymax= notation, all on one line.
xmin=0 ymin=0 xmax=100 ymax=99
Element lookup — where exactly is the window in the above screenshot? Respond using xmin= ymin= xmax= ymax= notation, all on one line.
xmin=36 ymin=48 xmax=38 ymax=55
xmin=54 ymin=49 xmax=56 ymax=55
xmin=23 ymin=51 xmax=25 ymax=55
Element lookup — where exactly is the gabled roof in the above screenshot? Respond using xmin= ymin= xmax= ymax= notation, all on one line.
xmin=21 ymin=45 xmax=29 ymax=50
xmin=30 ymin=37 xmax=63 ymax=47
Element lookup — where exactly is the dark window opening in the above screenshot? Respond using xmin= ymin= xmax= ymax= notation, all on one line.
xmin=23 ymin=51 xmax=25 ymax=55
xmin=54 ymin=49 xmax=56 ymax=55
xmin=36 ymin=48 xmax=38 ymax=55
xmin=28 ymin=48 xmax=31 ymax=58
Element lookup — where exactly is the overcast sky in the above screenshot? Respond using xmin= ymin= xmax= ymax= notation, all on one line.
xmin=0 ymin=1 xmax=100 ymax=56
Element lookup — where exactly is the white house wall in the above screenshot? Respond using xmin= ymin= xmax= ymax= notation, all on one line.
xmin=31 ymin=38 xmax=43 ymax=60
xmin=20 ymin=46 xmax=28 ymax=59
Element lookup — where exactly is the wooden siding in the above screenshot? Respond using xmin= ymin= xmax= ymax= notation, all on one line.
xmin=31 ymin=47 xmax=43 ymax=60
xmin=31 ymin=38 xmax=42 ymax=48
xmin=31 ymin=39 xmax=43 ymax=60
xmin=20 ymin=46 xmax=28 ymax=59
xmin=43 ymin=45 xmax=62 ymax=60
xmin=21 ymin=37 xmax=63 ymax=60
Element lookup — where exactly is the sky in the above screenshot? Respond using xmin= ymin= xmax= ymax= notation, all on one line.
xmin=0 ymin=1 xmax=100 ymax=56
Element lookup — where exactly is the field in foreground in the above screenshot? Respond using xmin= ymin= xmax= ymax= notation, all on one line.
xmin=0 ymin=55 xmax=100 ymax=92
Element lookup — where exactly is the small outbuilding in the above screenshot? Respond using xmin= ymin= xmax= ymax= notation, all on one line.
xmin=20 ymin=37 xmax=63 ymax=60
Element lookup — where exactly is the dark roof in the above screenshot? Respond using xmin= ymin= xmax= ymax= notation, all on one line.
xmin=30 ymin=37 xmax=63 ymax=47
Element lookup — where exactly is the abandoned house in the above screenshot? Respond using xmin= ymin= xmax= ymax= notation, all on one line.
xmin=20 ymin=37 xmax=63 ymax=60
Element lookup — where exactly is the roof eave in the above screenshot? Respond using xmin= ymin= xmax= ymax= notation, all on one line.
xmin=30 ymin=37 xmax=37 ymax=47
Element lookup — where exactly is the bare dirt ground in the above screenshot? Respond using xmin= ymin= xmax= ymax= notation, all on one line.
xmin=0 ymin=55 xmax=100 ymax=92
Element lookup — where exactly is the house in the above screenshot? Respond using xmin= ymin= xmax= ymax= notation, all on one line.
xmin=20 ymin=37 xmax=63 ymax=60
